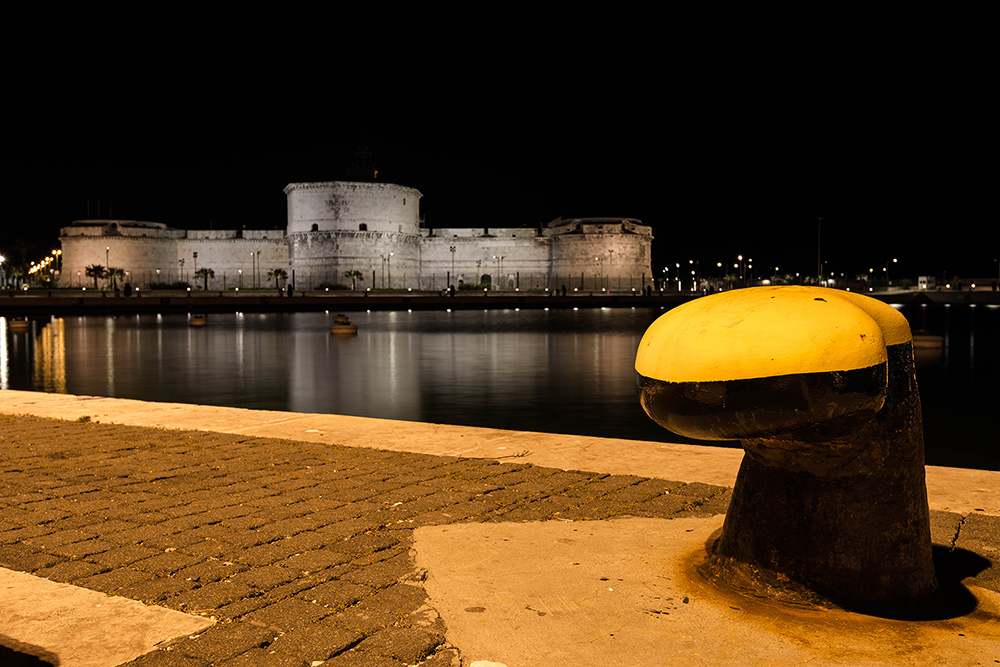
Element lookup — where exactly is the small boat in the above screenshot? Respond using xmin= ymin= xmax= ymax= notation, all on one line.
xmin=9 ymin=317 xmax=29 ymax=331
xmin=190 ymin=314 xmax=208 ymax=327
xmin=330 ymin=313 xmax=358 ymax=335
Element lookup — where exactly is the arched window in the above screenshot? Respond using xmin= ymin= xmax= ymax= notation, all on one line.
xmin=311 ymin=224 xmax=319 ymax=232
xmin=481 ymin=274 xmax=492 ymax=286
xmin=359 ymin=223 xmax=368 ymax=231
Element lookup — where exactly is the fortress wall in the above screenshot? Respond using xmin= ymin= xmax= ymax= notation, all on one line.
xmin=176 ymin=237 xmax=288 ymax=289
xmin=60 ymin=235 xmax=178 ymax=289
xmin=420 ymin=235 xmax=551 ymax=290
xmin=186 ymin=230 xmax=238 ymax=240
xmin=59 ymin=227 xmax=288 ymax=290
xmin=288 ymin=232 xmax=420 ymax=290
xmin=550 ymin=232 xmax=653 ymax=291
xmin=285 ymin=182 xmax=422 ymax=236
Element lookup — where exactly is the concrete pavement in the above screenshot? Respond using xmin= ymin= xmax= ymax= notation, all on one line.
xmin=0 ymin=390 xmax=997 ymax=666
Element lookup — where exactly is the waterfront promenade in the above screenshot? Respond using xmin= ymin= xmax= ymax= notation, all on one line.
xmin=1 ymin=390 xmax=998 ymax=666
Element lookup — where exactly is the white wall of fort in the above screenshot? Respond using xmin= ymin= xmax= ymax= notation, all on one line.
xmin=285 ymin=182 xmax=422 ymax=234
xmin=58 ymin=183 xmax=654 ymax=292
xmin=60 ymin=221 xmax=287 ymax=290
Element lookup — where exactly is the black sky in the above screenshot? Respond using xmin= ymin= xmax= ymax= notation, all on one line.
xmin=5 ymin=21 xmax=995 ymax=283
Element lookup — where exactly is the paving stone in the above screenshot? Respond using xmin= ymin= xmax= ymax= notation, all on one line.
xmin=322 ymin=648 xmax=407 ymax=667
xmin=49 ymin=537 xmax=117 ymax=558
xmin=0 ymin=543 xmax=62 ymax=571
xmin=296 ymin=579 xmax=374 ymax=610
xmin=171 ymin=581 xmax=260 ymax=613
xmin=120 ymin=576 xmax=200 ymax=604
xmin=327 ymin=583 xmax=427 ymax=635
xmin=283 ymin=549 xmax=352 ymax=573
xmin=175 ymin=559 xmax=247 ymax=584
xmin=34 ymin=559 xmax=107 ymax=583
xmin=228 ymin=564 xmax=300 ymax=591
xmin=354 ymin=626 xmax=445 ymax=665
xmin=76 ymin=567 xmax=153 ymax=594
xmin=133 ymin=550 xmax=203 ymax=574
xmin=211 ymin=595 xmax=274 ymax=621
xmin=243 ymin=598 xmax=330 ymax=632
xmin=106 ymin=524 xmax=181 ymax=546
xmin=237 ymin=540 xmax=304 ymax=566
xmin=216 ymin=647 xmax=308 ymax=667
xmin=326 ymin=531 xmax=400 ymax=557
xmin=268 ymin=623 xmax=363 ymax=661
xmin=23 ymin=528 xmax=99 ymax=549
xmin=415 ymin=646 xmax=463 ymax=667
xmin=624 ymin=493 xmax=691 ymax=517
xmin=275 ymin=531 xmax=331 ymax=553
xmin=178 ymin=622 xmax=279 ymax=662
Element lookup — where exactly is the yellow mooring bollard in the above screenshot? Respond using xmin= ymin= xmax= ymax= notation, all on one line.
xmin=635 ymin=286 xmax=936 ymax=613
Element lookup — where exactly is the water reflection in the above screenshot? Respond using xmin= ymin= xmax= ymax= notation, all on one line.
xmin=33 ymin=317 xmax=66 ymax=394
xmin=1 ymin=305 xmax=997 ymax=470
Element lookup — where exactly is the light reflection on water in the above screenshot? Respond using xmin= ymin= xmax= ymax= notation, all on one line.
xmin=1 ymin=305 xmax=997 ymax=470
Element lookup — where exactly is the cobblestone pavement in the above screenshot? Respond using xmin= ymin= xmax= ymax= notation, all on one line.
xmin=0 ymin=415 xmax=735 ymax=666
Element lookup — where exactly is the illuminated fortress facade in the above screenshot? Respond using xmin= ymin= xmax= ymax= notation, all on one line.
xmin=59 ymin=181 xmax=654 ymax=291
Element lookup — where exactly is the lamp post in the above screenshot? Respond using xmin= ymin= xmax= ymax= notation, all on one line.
xmin=449 ymin=245 xmax=456 ymax=287
xmin=178 ymin=258 xmax=185 ymax=282
xmin=886 ymin=258 xmax=897 ymax=288
xmin=388 ymin=252 xmax=393 ymax=289
xmin=238 ymin=268 xmax=243 ymax=289
xmin=379 ymin=254 xmax=386 ymax=288
xmin=609 ymin=249 xmax=614 ymax=292
xmin=106 ymin=246 xmax=110 ymax=270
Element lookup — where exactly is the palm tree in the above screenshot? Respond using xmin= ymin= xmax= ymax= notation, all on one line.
xmin=267 ymin=268 xmax=288 ymax=289
xmin=195 ymin=267 xmax=215 ymax=290
xmin=8 ymin=265 xmax=25 ymax=289
xmin=85 ymin=264 xmax=106 ymax=289
xmin=344 ymin=269 xmax=363 ymax=290
xmin=108 ymin=268 xmax=125 ymax=289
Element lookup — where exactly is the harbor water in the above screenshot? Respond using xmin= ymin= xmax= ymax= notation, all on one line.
xmin=2 ymin=304 xmax=997 ymax=470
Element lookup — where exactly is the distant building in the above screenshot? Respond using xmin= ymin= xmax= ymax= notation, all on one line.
xmin=60 ymin=181 xmax=654 ymax=291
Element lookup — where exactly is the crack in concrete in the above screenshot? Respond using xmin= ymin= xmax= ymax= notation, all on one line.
xmin=951 ymin=514 xmax=968 ymax=549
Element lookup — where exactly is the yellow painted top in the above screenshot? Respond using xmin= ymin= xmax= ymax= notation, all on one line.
xmin=828 ymin=290 xmax=912 ymax=346
xmin=635 ymin=286 xmax=908 ymax=383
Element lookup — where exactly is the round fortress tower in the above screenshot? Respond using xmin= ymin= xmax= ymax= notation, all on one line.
xmin=285 ymin=181 xmax=423 ymax=289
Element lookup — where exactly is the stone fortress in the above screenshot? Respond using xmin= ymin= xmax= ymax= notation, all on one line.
xmin=59 ymin=180 xmax=654 ymax=292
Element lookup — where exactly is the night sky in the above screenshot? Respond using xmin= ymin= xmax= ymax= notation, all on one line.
xmin=6 ymin=25 xmax=995 ymax=284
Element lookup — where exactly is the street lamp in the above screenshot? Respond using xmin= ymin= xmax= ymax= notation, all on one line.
xmin=449 ymin=245 xmax=456 ymax=287
xmin=608 ymin=249 xmax=614 ymax=291
xmin=106 ymin=246 xmax=110 ymax=269
xmin=388 ymin=252 xmax=393 ymax=289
